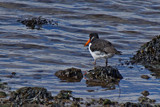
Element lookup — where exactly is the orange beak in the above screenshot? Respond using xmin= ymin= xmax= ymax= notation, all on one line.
xmin=84 ymin=39 xmax=91 ymax=47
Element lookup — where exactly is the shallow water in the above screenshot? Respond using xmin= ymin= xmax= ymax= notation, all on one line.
xmin=0 ymin=0 xmax=160 ymax=103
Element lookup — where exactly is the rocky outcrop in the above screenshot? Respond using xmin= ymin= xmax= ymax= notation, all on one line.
xmin=55 ymin=67 xmax=83 ymax=82
xmin=85 ymin=66 xmax=123 ymax=87
xmin=131 ymin=35 xmax=160 ymax=78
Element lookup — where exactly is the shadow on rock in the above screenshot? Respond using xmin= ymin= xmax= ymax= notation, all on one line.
xmin=55 ymin=67 xmax=83 ymax=82
xmin=131 ymin=35 xmax=160 ymax=78
xmin=85 ymin=66 xmax=123 ymax=88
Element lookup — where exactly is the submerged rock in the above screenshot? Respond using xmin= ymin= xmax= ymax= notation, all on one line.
xmin=55 ymin=67 xmax=83 ymax=82
xmin=85 ymin=66 xmax=123 ymax=87
xmin=9 ymin=87 xmax=53 ymax=105
xmin=17 ymin=16 xmax=58 ymax=29
xmin=131 ymin=35 xmax=160 ymax=78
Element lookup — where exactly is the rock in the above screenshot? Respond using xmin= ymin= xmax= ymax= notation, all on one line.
xmin=54 ymin=90 xmax=72 ymax=100
xmin=54 ymin=90 xmax=82 ymax=107
xmin=17 ymin=16 xmax=58 ymax=29
xmin=71 ymin=102 xmax=80 ymax=107
xmin=87 ymin=66 xmax=123 ymax=80
xmin=132 ymin=35 xmax=160 ymax=64
xmin=55 ymin=67 xmax=83 ymax=82
xmin=138 ymin=96 xmax=155 ymax=104
xmin=0 ymin=82 xmax=10 ymax=90
xmin=141 ymin=91 xmax=149 ymax=97
xmin=0 ymin=91 xmax=7 ymax=98
xmin=85 ymin=66 xmax=123 ymax=87
xmin=103 ymin=99 xmax=112 ymax=105
xmin=138 ymin=95 xmax=156 ymax=104
xmin=141 ymin=75 xmax=150 ymax=79
xmin=131 ymin=35 xmax=160 ymax=78
xmin=9 ymin=87 xmax=53 ymax=105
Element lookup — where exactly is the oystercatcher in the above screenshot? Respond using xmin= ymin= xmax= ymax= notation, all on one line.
xmin=84 ymin=33 xmax=121 ymax=66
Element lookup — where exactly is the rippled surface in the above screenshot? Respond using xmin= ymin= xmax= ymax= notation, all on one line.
xmin=0 ymin=0 xmax=160 ymax=103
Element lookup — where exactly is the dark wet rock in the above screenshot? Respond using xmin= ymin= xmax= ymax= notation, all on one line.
xmin=132 ymin=35 xmax=160 ymax=64
xmin=141 ymin=90 xmax=149 ymax=96
xmin=131 ymin=35 xmax=160 ymax=78
xmin=141 ymin=75 xmax=150 ymax=79
xmin=0 ymin=88 xmax=160 ymax=107
xmin=103 ymin=99 xmax=112 ymax=105
xmin=55 ymin=67 xmax=83 ymax=82
xmin=0 ymin=104 xmax=11 ymax=107
xmin=54 ymin=90 xmax=72 ymax=100
xmin=0 ymin=91 xmax=7 ymax=98
xmin=85 ymin=102 xmax=91 ymax=106
xmin=121 ymin=102 xmax=148 ymax=107
xmin=9 ymin=87 xmax=53 ymax=105
xmin=17 ymin=16 xmax=58 ymax=29
xmin=0 ymin=82 xmax=10 ymax=90
xmin=71 ymin=102 xmax=80 ymax=107
xmin=148 ymin=67 xmax=160 ymax=78
xmin=138 ymin=96 xmax=156 ymax=104
xmin=11 ymin=72 xmax=16 ymax=76
xmin=54 ymin=90 xmax=82 ymax=107
xmin=85 ymin=66 xmax=123 ymax=87
xmin=87 ymin=66 xmax=123 ymax=80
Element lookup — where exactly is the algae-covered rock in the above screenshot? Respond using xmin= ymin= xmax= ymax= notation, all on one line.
xmin=0 ymin=91 xmax=7 ymax=98
xmin=132 ymin=35 xmax=160 ymax=65
xmin=86 ymin=66 xmax=123 ymax=80
xmin=138 ymin=96 xmax=156 ymax=104
xmin=141 ymin=90 xmax=149 ymax=97
xmin=9 ymin=87 xmax=52 ymax=105
xmin=55 ymin=67 xmax=83 ymax=82
xmin=54 ymin=90 xmax=72 ymax=100
xmin=131 ymin=35 xmax=160 ymax=78
xmin=103 ymin=99 xmax=112 ymax=105
xmin=85 ymin=66 xmax=123 ymax=87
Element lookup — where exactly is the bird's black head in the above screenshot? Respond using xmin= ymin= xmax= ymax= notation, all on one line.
xmin=84 ymin=33 xmax=99 ymax=47
xmin=89 ymin=33 xmax=99 ymax=41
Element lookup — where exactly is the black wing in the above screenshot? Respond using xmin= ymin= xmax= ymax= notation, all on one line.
xmin=90 ymin=39 xmax=121 ymax=54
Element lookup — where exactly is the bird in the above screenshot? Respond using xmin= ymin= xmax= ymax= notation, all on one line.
xmin=84 ymin=33 xmax=121 ymax=66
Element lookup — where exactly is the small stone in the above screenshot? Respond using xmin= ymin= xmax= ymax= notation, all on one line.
xmin=141 ymin=75 xmax=150 ymax=79
xmin=141 ymin=90 xmax=150 ymax=96
xmin=11 ymin=72 xmax=16 ymax=75
xmin=55 ymin=67 xmax=83 ymax=82
xmin=103 ymin=99 xmax=112 ymax=105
